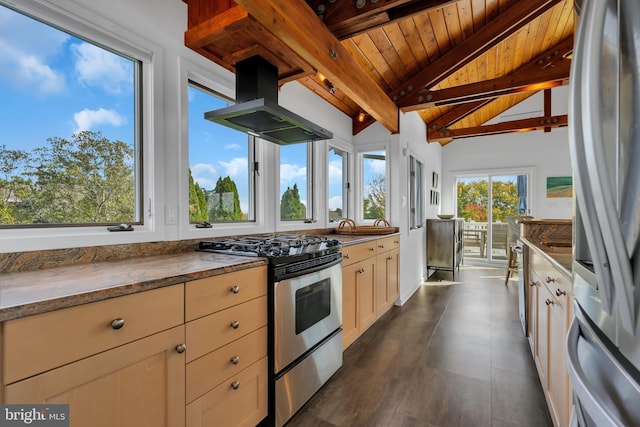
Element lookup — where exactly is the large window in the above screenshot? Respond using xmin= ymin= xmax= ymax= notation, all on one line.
xmin=0 ymin=4 xmax=141 ymax=227
xmin=280 ymin=143 xmax=313 ymax=221
xmin=188 ymin=82 xmax=255 ymax=223
xmin=409 ymin=156 xmax=423 ymax=229
xmin=360 ymin=150 xmax=386 ymax=221
xmin=328 ymin=146 xmax=348 ymax=222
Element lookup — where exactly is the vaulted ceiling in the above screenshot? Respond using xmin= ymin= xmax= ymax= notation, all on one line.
xmin=184 ymin=0 xmax=575 ymax=145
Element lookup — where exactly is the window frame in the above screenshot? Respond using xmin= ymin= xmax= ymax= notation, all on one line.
xmin=178 ymin=59 xmax=268 ymax=239
xmin=186 ymin=79 xmax=257 ymax=225
xmin=356 ymin=143 xmax=389 ymax=224
xmin=0 ymin=0 xmax=161 ymax=252
xmin=409 ymin=155 xmax=424 ymax=230
xmin=278 ymin=141 xmax=314 ymax=224
xmin=327 ymin=143 xmax=351 ymax=224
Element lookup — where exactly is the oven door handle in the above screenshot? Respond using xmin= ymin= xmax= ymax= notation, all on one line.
xmin=273 ymin=256 xmax=343 ymax=282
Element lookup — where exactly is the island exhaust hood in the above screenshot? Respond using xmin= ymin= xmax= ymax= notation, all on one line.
xmin=204 ymin=56 xmax=333 ymax=145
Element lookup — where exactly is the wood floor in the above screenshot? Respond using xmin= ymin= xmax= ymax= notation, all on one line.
xmin=287 ymin=266 xmax=553 ymax=427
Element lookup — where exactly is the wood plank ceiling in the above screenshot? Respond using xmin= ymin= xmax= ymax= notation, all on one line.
xmin=184 ymin=0 xmax=575 ymax=145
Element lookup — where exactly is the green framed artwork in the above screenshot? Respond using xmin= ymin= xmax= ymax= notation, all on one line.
xmin=546 ymin=176 xmax=573 ymax=198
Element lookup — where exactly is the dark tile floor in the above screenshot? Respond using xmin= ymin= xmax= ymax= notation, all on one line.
xmin=287 ymin=266 xmax=552 ymax=427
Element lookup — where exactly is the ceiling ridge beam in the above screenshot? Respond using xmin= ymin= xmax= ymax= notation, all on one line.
xmin=402 ymin=59 xmax=570 ymax=111
xmin=237 ymin=0 xmax=399 ymax=133
xmin=432 ymin=114 xmax=568 ymax=145
xmin=354 ymin=0 xmax=560 ymax=133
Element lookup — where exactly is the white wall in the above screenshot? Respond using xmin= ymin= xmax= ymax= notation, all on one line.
xmin=441 ymin=87 xmax=573 ymax=220
xmin=354 ymin=112 xmax=443 ymax=305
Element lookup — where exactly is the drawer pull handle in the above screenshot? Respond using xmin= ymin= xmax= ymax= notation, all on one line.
xmin=556 ymin=289 xmax=567 ymax=297
xmin=387 ymin=256 xmax=393 ymax=261
xmin=545 ymin=298 xmax=555 ymax=306
xmin=175 ymin=344 xmax=186 ymax=354
xmin=528 ymin=281 xmax=536 ymax=287
xmin=231 ymin=356 xmax=240 ymax=365
xmin=344 ymin=254 xmax=350 ymax=259
xmin=358 ymin=268 xmax=365 ymax=274
xmin=111 ymin=318 xmax=125 ymax=330
xmin=369 ymin=247 xmax=375 ymax=252
xmin=230 ymin=285 xmax=240 ymax=294
xmin=394 ymin=240 xmax=399 ymax=244
xmin=231 ymin=381 xmax=240 ymax=390
xmin=378 ymin=245 xmax=384 ymax=249
xmin=546 ymin=276 xmax=556 ymax=283
xmin=231 ymin=321 xmax=240 ymax=329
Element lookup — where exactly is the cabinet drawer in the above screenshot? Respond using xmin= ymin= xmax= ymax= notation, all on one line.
xmin=186 ymin=296 xmax=267 ymax=362
xmin=186 ymin=357 xmax=267 ymax=427
xmin=186 ymin=266 xmax=267 ymax=321
xmin=3 ymin=285 xmax=184 ymax=385
xmin=186 ymin=326 xmax=267 ymax=404
xmin=531 ymin=252 xmax=571 ymax=307
xmin=375 ymin=235 xmax=400 ymax=254
xmin=341 ymin=241 xmax=377 ymax=266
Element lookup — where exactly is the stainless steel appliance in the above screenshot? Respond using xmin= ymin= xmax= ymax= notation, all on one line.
xmin=567 ymin=0 xmax=640 ymax=425
xmin=204 ymin=56 xmax=333 ymax=145
xmin=199 ymin=235 xmax=343 ymax=426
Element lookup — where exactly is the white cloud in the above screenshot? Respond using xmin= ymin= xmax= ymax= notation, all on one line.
xmin=73 ymin=108 xmax=126 ymax=133
xmin=328 ymin=195 xmax=343 ymax=210
xmin=191 ymin=163 xmax=218 ymax=189
xmin=328 ymin=159 xmax=342 ymax=184
xmin=219 ymin=157 xmax=248 ymax=177
xmin=72 ymin=42 xmax=133 ymax=94
xmin=369 ymin=159 xmax=386 ymax=175
xmin=224 ymin=143 xmax=242 ymax=151
xmin=280 ymin=163 xmax=307 ymax=182
xmin=0 ymin=40 xmax=65 ymax=95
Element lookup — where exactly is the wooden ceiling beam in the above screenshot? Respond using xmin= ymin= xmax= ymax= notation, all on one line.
xmin=426 ymin=99 xmax=494 ymax=141
xmin=236 ymin=0 xmax=399 ymax=133
xmin=432 ymin=114 xmax=568 ymax=145
xmin=355 ymin=0 xmax=561 ymax=133
xmin=306 ymin=0 xmax=460 ymax=40
xmin=401 ymin=59 xmax=570 ymax=111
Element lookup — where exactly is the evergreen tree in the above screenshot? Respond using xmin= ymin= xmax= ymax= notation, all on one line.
xmin=280 ymin=183 xmax=305 ymax=219
xmin=209 ymin=176 xmax=242 ymax=221
xmin=188 ymin=169 xmax=208 ymax=222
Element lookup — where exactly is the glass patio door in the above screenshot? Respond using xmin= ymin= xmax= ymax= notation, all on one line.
xmin=456 ymin=172 xmax=529 ymax=262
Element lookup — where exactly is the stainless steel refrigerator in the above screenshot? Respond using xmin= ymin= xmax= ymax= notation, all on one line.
xmin=567 ymin=0 xmax=640 ymax=425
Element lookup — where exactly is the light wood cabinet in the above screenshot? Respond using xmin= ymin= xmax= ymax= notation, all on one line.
xmin=341 ymin=235 xmax=400 ymax=350
xmin=4 ymin=325 xmax=186 ymax=427
xmin=525 ymin=245 xmax=572 ymax=427
xmin=184 ymin=266 xmax=268 ymax=425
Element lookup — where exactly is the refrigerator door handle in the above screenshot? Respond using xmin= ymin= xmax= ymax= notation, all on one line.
xmin=566 ymin=314 xmax=619 ymax=427
xmin=569 ymin=0 xmax=615 ymax=314
xmin=581 ymin=0 xmax=635 ymax=333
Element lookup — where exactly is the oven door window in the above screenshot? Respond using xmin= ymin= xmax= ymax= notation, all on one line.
xmin=295 ymin=278 xmax=331 ymax=335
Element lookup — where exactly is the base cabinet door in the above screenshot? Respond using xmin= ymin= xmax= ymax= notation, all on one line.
xmin=342 ymin=263 xmax=360 ymax=350
xmin=547 ymin=299 xmax=570 ymax=427
xmin=4 ymin=326 xmax=186 ymax=427
xmin=186 ymin=357 xmax=267 ymax=427
xmin=375 ymin=249 xmax=400 ymax=318
xmin=357 ymin=258 xmax=377 ymax=335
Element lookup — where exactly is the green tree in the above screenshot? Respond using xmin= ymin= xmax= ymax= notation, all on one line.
xmin=491 ymin=180 xmax=519 ymax=221
xmin=364 ymin=174 xmax=385 ymax=219
xmin=280 ymin=183 xmax=305 ymax=220
xmin=209 ymin=176 xmax=242 ymax=221
xmin=457 ymin=179 xmax=519 ymax=222
xmin=0 ymin=145 xmax=32 ymax=224
xmin=24 ymin=131 xmax=134 ymax=224
xmin=188 ymin=170 xmax=208 ymax=222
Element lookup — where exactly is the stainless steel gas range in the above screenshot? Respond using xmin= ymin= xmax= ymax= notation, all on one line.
xmin=199 ymin=234 xmax=343 ymax=426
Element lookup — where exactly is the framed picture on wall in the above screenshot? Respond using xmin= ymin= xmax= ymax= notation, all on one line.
xmin=432 ymin=172 xmax=439 ymax=188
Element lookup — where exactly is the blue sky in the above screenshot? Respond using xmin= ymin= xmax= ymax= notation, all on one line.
xmin=0 ymin=4 xmax=364 ymax=218
xmin=0 ymin=6 xmax=135 ymax=153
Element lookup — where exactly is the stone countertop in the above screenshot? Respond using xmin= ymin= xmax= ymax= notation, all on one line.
xmin=520 ymin=237 xmax=572 ymax=277
xmin=0 ymin=252 xmax=267 ymax=322
xmin=331 ymin=232 xmax=400 ymax=246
